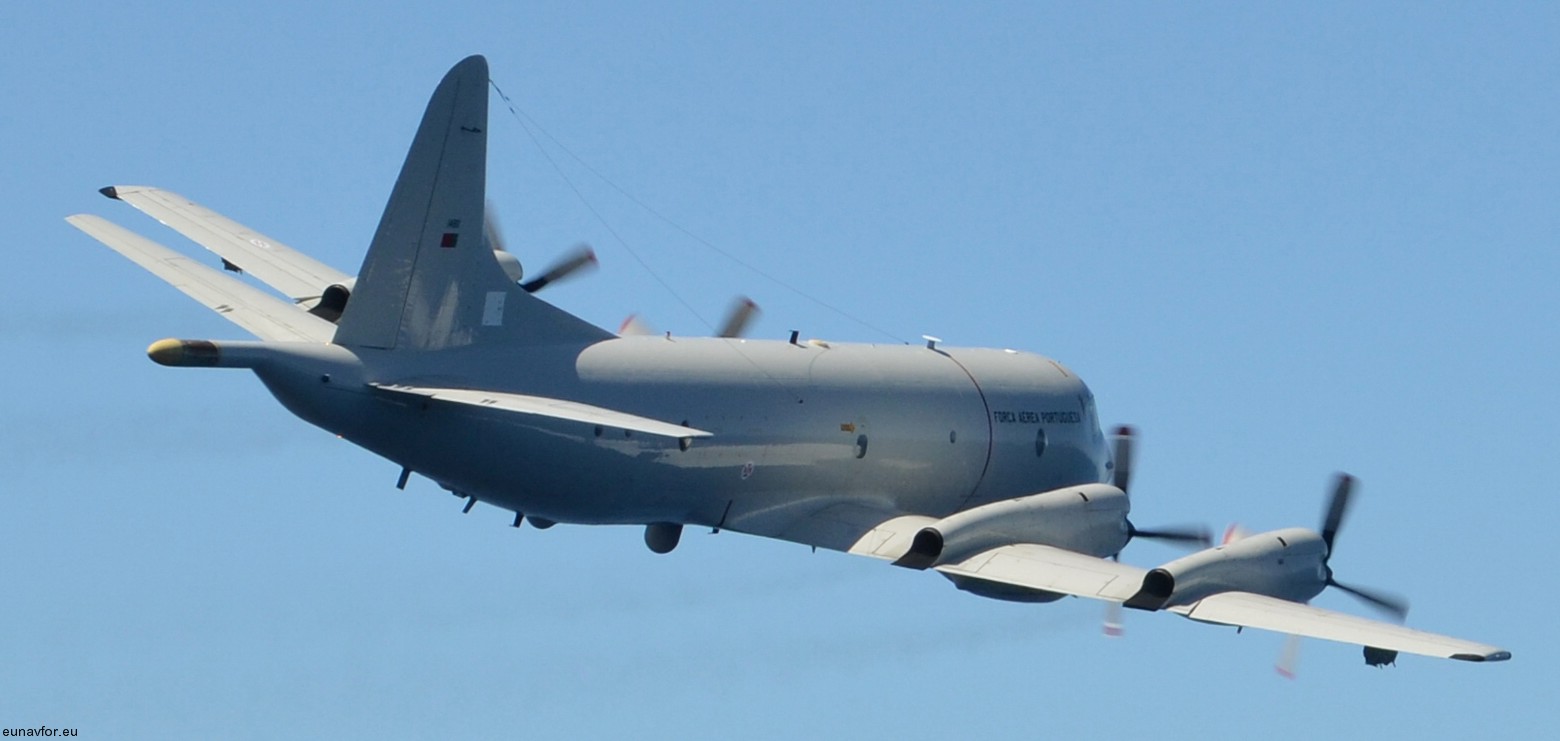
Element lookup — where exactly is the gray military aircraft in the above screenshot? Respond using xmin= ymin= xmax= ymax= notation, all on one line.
xmin=68 ymin=55 xmax=1508 ymax=668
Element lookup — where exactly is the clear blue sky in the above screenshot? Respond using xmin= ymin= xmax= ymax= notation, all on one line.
xmin=3 ymin=2 xmax=1555 ymax=738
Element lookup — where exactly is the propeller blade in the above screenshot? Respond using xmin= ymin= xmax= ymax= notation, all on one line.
xmin=1221 ymin=523 xmax=1253 ymax=545
xmin=1128 ymin=523 xmax=1212 ymax=547
xmin=1319 ymin=473 xmax=1355 ymax=555
xmin=1111 ymin=425 xmax=1136 ymax=493
xmin=1275 ymin=634 xmax=1301 ymax=679
xmin=484 ymin=200 xmax=508 ymax=256
xmin=618 ymin=313 xmax=657 ymax=337
xmin=1328 ymin=579 xmax=1409 ymax=621
xmin=716 ymin=296 xmax=760 ymax=338
xmin=1109 ymin=427 xmax=1212 ymax=554
xmin=1103 ymin=601 xmax=1124 ymax=638
xmin=484 ymin=202 xmax=525 ymax=282
xmin=1314 ymin=473 xmax=1410 ymax=622
xmin=521 ymin=244 xmax=598 ymax=293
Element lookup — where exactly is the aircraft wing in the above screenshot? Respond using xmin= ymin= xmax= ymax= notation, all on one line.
xmin=100 ymin=185 xmax=349 ymax=302
xmin=844 ymin=514 xmax=938 ymax=558
xmin=842 ymin=516 xmax=1146 ymax=598
xmin=369 ymin=383 xmax=713 ymax=440
xmin=67 ymin=214 xmax=336 ymax=343
xmin=1168 ymin=591 xmax=1510 ymax=662
xmin=935 ymin=543 xmax=1147 ymax=601
xmin=840 ymin=515 xmax=1507 ymax=662
xmin=936 ymin=545 xmax=1507 ymax=661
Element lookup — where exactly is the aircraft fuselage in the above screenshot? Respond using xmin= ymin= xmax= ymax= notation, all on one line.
xmin=252 ymin=336 xmax=1111 ymax=545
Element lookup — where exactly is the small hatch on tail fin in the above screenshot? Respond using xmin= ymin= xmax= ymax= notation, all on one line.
xmin=333 ymin=55 xmax=610 ymax=351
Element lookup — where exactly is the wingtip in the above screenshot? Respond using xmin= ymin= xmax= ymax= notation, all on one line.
xmin=99 ymin=186 xmax=120 ymax=200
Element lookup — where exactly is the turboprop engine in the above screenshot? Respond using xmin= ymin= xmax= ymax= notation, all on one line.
xmin=1123 ymin=526 xmax=1329 ymax=610
xmin=893 ymin=484 xmax=1133 ymax=571
xmin=887 ymin=484 xmax=1133 ymax=603
xmin=1123 ymin=473 xmax=1407 ymax=621
xmin=892 ymin=426 xmax=1210 ymax=603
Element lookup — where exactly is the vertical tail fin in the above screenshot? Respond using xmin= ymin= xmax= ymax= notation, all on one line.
xmin=334 ymin=55 xmax=609 ymax=351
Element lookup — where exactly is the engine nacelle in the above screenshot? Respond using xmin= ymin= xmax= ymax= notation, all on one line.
xmin=493 ymin=250 xmax=524 ymax=282
xmin=894 ymin=483 xmax=1131 ymax=570
xmin=307 ymin=278 xmax=356 ymax=322
xmin=1123 ymin=526 xmax=1329 ymax=611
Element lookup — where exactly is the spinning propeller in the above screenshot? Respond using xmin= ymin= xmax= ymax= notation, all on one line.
xmin=715 ymin=297 xmax=761 ymax=339
xmin=520 ymin=244 xmax=598 ymax=293
xmin=1274 ymin=473 xmax=1408 ymax=678
xmin=1104 ymin=426 xmax=1211 ymax=637
xmin=482 ymin=205 xmax=756 ymax=337
xmin=483 ymin=203 xmax=598 ymax=292
xmin=619 ymin=295 xmax=762 ymax=339
xmin=1112 ymin=427 xmax=1212 ymax=549
xmin=1316 ymin=473 xmax=1409 ymax=620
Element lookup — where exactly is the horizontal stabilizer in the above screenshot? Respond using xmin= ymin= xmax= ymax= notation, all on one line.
xmin=66 ymin=214 xmax=335 ymax=342
xmin=101 ymin=185 xmax=350 ymax=302
xmin=1170 ymin=591 xmax=1511 ymax=662
xmin=369 ymin=383 xmax=712 ymax=440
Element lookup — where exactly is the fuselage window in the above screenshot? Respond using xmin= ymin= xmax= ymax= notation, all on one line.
xmin=854 ymin=434 xmax=869 ymax=459
xmin=1035 ymin=428 xmax=1047 ymax=459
